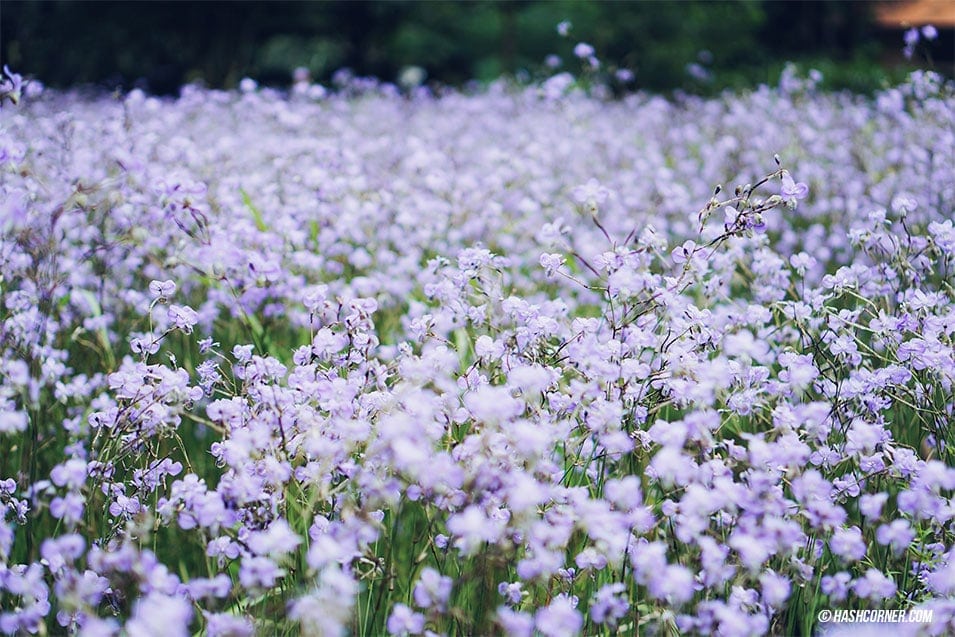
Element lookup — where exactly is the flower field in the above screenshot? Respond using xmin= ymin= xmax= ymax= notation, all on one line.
xmin=1 ymin=68 xmax=954 ymax=635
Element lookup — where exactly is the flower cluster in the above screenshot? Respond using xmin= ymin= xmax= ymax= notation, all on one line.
xmin=0 ymin=66 xmax=953 ymax=635
xmin=904 ymin=24 xmax=939 ymax=60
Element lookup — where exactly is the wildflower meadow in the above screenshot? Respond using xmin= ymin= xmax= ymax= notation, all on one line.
xmin=0 ymin=58 xmax=953 ymax=636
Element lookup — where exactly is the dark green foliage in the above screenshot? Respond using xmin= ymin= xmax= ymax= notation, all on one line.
xmin=0 ymin=0 xmax=920 ymax=95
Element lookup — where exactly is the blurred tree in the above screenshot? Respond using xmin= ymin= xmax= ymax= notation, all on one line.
xmin=0 ymin=0 xmax=903 ymax=94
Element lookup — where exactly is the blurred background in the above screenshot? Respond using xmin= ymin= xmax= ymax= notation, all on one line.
xmin=1 ymin=0 xmax=952 ymax=95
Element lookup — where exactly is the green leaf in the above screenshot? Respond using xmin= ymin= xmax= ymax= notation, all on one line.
xmin=240 ymin=188 xmax=269 ymax=232
xmin=73 ymin=289 xmax=102 ymax=318
xmin=453 ymin=328 xmax=472 ymax=371
xmin=72 ymin=289 xmax=115 ymax=367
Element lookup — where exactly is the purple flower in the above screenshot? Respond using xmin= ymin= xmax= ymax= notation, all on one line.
xmin=126 ymin=593 xmax=193 ymax=637
xmin=648 ymin=564 xmax=696 ymax=605
xmin=50 ymin=493 xmax=85 ymax=524
xmin=167 ymin=304 xmax=199 ymax=333
xmin=497 ymin=607 xmax=533 ymax=637
xmin=876 ymin=519 xmax=915 ymax=555
xmin=904 ymin=27 xmax=920 ymax=47
xmin=413 ymin=567 xmax=452 ymax=610
xmin=574 ymin=547 xmax=608 ymax=570
xmin=498 ymin=581 xmax=524 ymax=605
xmin=386 ymin=604 xmax=425 ymax=635
xmin=759 ymin=571 xmax=790 ymax=607
xmin=926 ymin=555 xmax=955 ymax=595
xmin=829 ymin=526 xmax=867 ymax=561
xmin=590 ymin=583 xmax=628 ymax=624
xmin=859 ymin=492 xmax=889 ymax=522
xmin=541 ymin=72 xmax=575 ymax=100
xmin=238 ymin=556 xmax=283 ymax=590
xmin=539 ymin=253 xmax=565 ymax=277
xmin=40 ymin=534 xmax=85 ymax=572
xmin=1 ymin=65 xmax=23 ymax=105
xmin=71 ymin=616 xmax=118 ymax=636
xmin=130 ymin=334 xmax=161 ymax=356
xmin=649 ymin=447 xmax=697 ymax=487
xmin=50 ymin=459 xmax=88 ymax=490
xmin=247 ymin=520 xmax=302 ymax=557
xmin=182 ymin=575 xmax=232 ymax=600
xmin=903 ymin=28 xmax=919 ymax=58
xmin=572 ymin=178 xmax=610 ymax=214
xmin=109 ymin=494 xmax=142 ymax=518
xmin=203 ymin=612 xmax=254 ymax=637
xmin=6 ymin=50 xmax=955 ymax=637
xmin=728 ymin=531 xmax=773 ymax=571
xmin=671 ymin=240 xmax=697 ymax=265
xmin=0 ymin=410 xmax=28 ymax=433
xmin=780 ymin=172 xmax=809 ymax=201
xmin=779 ymin=352 xmax=819 ymax=392
xmin=573 ymin=43 xmax=595 ymax=59
xmin=891 ymin=193 xmax=918 ymax=215
xmin=287 ymin=567 xmax=357 ymax=636
xmin=821 ymin=572 xmax=851 ymax=601
xmin=148 ymin=280 xmax=176 ymax=301
xmin=535 ymin=595 xmax=582 ymax=637
xmin=852 ymin=568 xmax=897 ymax=600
